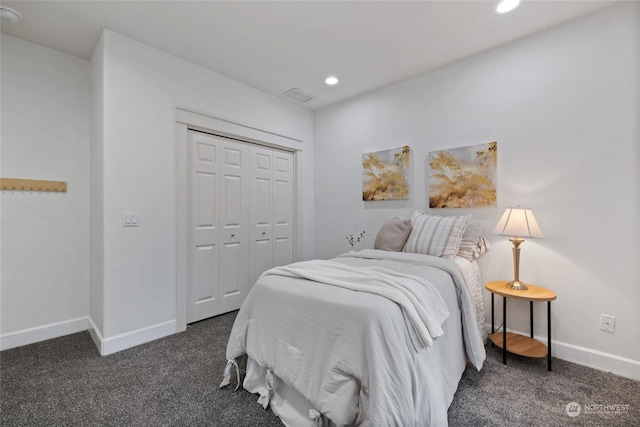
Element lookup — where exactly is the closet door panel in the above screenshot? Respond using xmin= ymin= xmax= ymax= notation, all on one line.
xmin=249 ymin=146 xmax=273 ymax=287
xmin=253 ymin=240 xmax=271 ymax=283
xmin=220 ymin=242 xmax=242 ymax=296
xmin=272 ymin=151 xmax=294 ymax=267
xmin=192 ymin=244 xmax=219 ymax=321
xmin=193 ymin=172 xmax=216 ymax=244
xmin=188 ymin=133 xmax=220 ymax=322
xmin=255 ymin=178 xmax=271 ymax=229
xmin=219 ymin=141 xmax=249 ymax=313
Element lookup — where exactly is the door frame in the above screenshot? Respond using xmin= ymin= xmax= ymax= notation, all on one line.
xmin=175 ymin=108 xmax=302 ymax=332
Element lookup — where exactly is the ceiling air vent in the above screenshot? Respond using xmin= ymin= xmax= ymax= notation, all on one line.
xmin=283 ymin=88 xmax=315 ymax=103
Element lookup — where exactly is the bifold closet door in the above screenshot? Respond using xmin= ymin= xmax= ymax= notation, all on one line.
xmin=188 ymin=131 xmax=294 ymax=323
xmin=188 ymin=131 xmax=249 ymax=323
xmin=248 ymin=146 xmax=294 ymax=287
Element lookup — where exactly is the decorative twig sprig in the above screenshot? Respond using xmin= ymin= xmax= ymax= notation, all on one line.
xmin=345 ymin=230 xmax=366 ymax=249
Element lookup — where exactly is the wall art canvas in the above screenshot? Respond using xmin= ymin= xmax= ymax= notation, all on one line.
xmin=362 ymin=146 xmax=410 ymax=201
xmin=429 ymin=141 xmax=497 ymax=208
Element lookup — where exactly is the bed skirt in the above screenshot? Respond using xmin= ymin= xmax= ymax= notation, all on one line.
xmin=243 ymin=356 xmax=351 ymax=427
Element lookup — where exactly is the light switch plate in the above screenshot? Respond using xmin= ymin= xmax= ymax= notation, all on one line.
xmin=123 ymin=212 xmax=140 ymax=227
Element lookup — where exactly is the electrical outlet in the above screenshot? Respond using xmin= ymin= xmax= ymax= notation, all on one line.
xmin=600 ymin=314 xmax=615 ymax=332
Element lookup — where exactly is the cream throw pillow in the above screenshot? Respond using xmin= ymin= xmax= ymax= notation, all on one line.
xmin=403 ymin=211 xmax=471 ymax=259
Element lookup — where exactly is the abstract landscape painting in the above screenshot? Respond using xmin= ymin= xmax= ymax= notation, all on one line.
xmin=428 ymin=142 xmax=497 ymax=208
xmin=362 ymin=146 xmax=410 ymax=201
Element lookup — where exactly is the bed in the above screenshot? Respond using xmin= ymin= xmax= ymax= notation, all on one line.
xmin=221 ymin=213 xmax=488 ymax=426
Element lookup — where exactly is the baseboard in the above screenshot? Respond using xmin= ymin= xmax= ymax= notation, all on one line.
xmin=551 ymin=340 xmax=640 ymax=382
xmin=485 ymin=324 xmax=640 ymax=381
xmin=0 ymin=317 xmax=89 ymax=351
xmin=90 ymin=319 xmax=178 ymax=356
xmin=1 ymin=317 xmax=178 ymax=356
xmin=87 ymin=316 xmax=103 ymax=353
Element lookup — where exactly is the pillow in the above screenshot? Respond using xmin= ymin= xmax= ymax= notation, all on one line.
xmin=374 ymin=217 xmax=413 ymax=251
xmin=457 ymin=221 xmax=486 ymax=261
xmin=403 ymin=211 xmax=471 ymax=259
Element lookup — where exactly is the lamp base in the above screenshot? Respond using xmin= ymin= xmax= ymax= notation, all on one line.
xmin=506 ymin=280 xmax=528 ymax=291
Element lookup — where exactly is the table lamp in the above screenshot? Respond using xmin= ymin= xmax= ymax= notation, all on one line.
xmin=492 ymin=207 xmax=544 ymax=290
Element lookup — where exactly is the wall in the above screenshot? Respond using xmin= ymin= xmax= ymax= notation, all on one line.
xmin=0 ymin=34 xmax=91 ymax=348
xmin=314 ymin=3 xmax=639 ymax=379
xmin=92 ymin=30 xmax=314 ymax=353
xmin=89 ymin=33 xmax=105 ymax=336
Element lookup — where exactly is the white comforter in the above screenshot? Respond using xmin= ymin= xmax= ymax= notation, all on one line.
xmin=224 ymin=250 xmax=486 ymax=426
xmin=263 ymin=260 xmax=450 ymax=351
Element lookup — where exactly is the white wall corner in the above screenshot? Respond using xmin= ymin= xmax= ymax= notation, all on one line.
xmin=87 ymin=316 xmax=104 ymax=354
xmin=175 ymin=121 xmax=189 ymax=333
xmin=0 ymin=317 xmax=89 ymax=351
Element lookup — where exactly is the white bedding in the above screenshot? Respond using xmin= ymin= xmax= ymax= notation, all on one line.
xmin=223 ymin=249 xmax=486 ymax=426
xmin=454 ymin=256 xmax=488 ymax=342
xmin=263 ymin=260 xmax=450 ymax=351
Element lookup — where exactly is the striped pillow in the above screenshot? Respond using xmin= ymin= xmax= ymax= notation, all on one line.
xmin=403 ymin=211 xmax=471 ymax=259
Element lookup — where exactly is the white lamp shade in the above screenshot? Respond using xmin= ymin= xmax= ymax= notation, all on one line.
xmin=492 ymin=207 xmax=544 ymax=238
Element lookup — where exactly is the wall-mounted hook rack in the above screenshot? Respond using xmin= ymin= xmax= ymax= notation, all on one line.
xmin=0 ymin=178 xmax=67 ymax=193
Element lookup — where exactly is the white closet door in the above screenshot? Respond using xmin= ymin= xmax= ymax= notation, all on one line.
xmin=218 ymin=139 xmax=249 ymax=313
xmin=248 ymin=146 xmax=274 ymax=287
xmin=248 ymin=146 xmax=295 ymax=287
xmin=188 ymin=132 xmax=221 ymax=323
xmin=188 ymin=130 xmax=294 ymax=323
xmin=272 ymin=150 xmax=295 ymax=268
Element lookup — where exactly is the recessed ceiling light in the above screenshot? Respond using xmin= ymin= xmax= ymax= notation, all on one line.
xmin=496 ymin=0 xmax=520 ymax=14
xmin=325 ymin=76 xmax=339 ymax=86
xmin=0 ymin=6 xmax=22 ymax=22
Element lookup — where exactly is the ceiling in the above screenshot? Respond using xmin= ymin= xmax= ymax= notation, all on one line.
xmin=0 ymin=0 xmax=617 ymax=110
